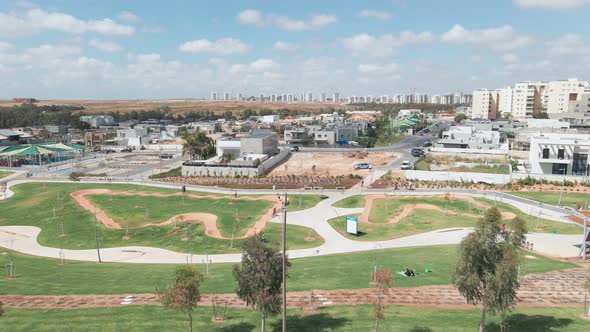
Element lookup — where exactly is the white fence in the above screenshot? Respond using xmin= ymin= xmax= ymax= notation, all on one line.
xmin=405 ymin=170 xmax=512 ymax=184
xmin=512 ymin=172 xmax=590 ymax=184
xmin=429 ymin=147 xmax=509 ymax=156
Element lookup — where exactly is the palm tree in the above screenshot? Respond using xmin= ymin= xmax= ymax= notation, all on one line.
xmin=220 ymin=152 xmax=236 ymax=165
xmin=182 ymin=131 xmax=215 ymax=160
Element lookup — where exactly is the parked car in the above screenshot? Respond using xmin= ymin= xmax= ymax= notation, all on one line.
xmin=290 ymin=146 xmax=300 ymax=152
xmin=101 ymin=149 xmax=116 ymax=154
xmin=411 ymin=148 xmax=424 ymax=157
xmin=422 ymin=140 xmax=432 ymax=147
xmin=120 ymin=147 xmax=132 ymax=153
xmin=160 ymin=153 xmax=173 ymax=159
xmin=354 ymin=162 xmax=372 ymax=170
xmin=400 ymin=160 xmax=413 ymax=170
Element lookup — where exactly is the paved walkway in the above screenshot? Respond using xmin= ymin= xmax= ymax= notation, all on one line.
xmin=1 ymin=268 xmax=586 ymax=309
xmin=0 ymin=179 xmax=586 ymax=263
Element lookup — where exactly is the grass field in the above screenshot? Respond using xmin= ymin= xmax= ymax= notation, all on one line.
xmin=2 ymin=305 xmax=588 ymax=331
xmin=509 ymin=191 xmax=590 ymax=209
xmin=0 ymin=183 xmax=324 ymax=254
xmin=331 ymin=195 xmax=365 ymax=208
xmin=0 ymin=170 xmax=12 ymax=179
xmin=329 ymin=196 xmax=580 ymax=242
xmin=0 ymin=245 xmax=575 ymax=295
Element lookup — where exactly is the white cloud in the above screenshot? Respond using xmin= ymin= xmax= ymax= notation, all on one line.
xmin=272 ymin=41 xmax=298 ymax=51
xmin=0 ymin=8 xmax=135 ymax=38
xmin=136 ymin=53 xmax=161 ymax=63
xmin=178 ymin=38 xmax=249 ymax=55
xmin=357 ymin=63 xmax=399 ymax=74
xmin=89 ymin=39 xmax=122 ymax=52
xmin=341 ymin=31 xmax=434 ymax=57
xmin=359 ymin=10 xmax=392 ymax=21
xmin=237 ymin=10 xmax=336 ymax=31
xmin=513 ymin=0 xmax=590 ymax=8
xmin=441 ymin=24 xmax=533 ymax=50
xmin=229 ymin=58 xmax=279 ymax=74
xmin=237 ymin=9 xmax=263 ymax=25
xmin=502 ymin=54 xmax=519 ymax=63
xmin=470 ymin=55 xmax=482 ymax=63
xmin=117 ymin=11 xmax=140 ymax=22
xmin=545 ymin=34 xmax=590 ymax=57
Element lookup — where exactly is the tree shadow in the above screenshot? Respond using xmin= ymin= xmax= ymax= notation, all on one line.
xmin=270 ymin=313 xmax=349 ymax=332
xmin=218 ymin=322 xmax=256 ymax=332
xmin=409 ymin=326 xmax=433 ymax=332
xmin=486 ymin=314 xmax=574 ymax=332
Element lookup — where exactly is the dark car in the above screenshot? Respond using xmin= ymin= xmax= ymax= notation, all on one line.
xmin=120 ymin=147 xmax=132 ymax=153
xmin=160 ymin=153 xmax=173 ymax=159
xmin=102 ymin=149 xmax=116 ymax=154
xmin=422 ymin=140 xmax=432 ymax=147
xmin=411 ymin=148 xmax=424 ymax=157
xmin=290 ymin=146 xmax=299 ymax=152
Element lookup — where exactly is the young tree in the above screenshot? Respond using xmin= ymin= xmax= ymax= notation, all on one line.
xmin=233 ymin=235 xmax=290 ymax=332
xmin=585 ymin=270 xmax=590 ymax=316
xmin=220 ymin=152 xmax=236 ymax=165
xmin=0 ymin=300 xmax=3 ymax=317
xmin=372 ymin=268 xmax=394 ymax=332
xmin=452 ymin=208 xmax=527 ymax=332
xmin=181 ymin=131 xmax=215 ymax=160
xmin=158 ymin=266 xmax=204 ymax=332
xmin=454 ymin=113 xmax=467 ymax=123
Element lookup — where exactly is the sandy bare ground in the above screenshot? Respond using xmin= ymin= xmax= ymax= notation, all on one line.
xmin=269 ymin=152 xmax=397 ymax=177
xmin=1 ymin=268 xmax=586 ymax=310
xmin=0 ymin=99 xmax=351 ymax=114
xmin=70 ymin=189 xmax=281 ymax=239
xmin=359 ymin=194 xmax=516 ymax=224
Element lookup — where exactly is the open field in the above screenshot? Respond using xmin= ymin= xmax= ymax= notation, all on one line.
xmin=0 ymin=245 xmax=575 ymax=295
xmin=331 ymin=195 xmax=366 ymax=208
xmin=509 ymin=191 xmax=590 ymax=209
xmin=0 ymin=99 xmax=352 ymax=114
xmin=0 ymin=183 xmax=324 ymax=254
xmin=268 ymin=152 xmax=396 ymax=177
xmin=329 ymin=195 xmax=580 ymax=242
xmin=2 ymin=305 xmax=588 ymax=332
xmin=0 ymin=170 xmax=12 ymax=179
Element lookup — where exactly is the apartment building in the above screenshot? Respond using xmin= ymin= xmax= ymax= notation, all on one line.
xmin=529 ymin=133 xmax=590 ymax=176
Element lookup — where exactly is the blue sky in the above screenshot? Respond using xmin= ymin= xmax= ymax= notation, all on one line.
xmin=0 ymin=0 xmax=589 ymax=99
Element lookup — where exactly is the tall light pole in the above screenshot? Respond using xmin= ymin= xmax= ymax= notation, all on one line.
xmin=279 ymin=192 xmax=288 ymax=332
xmin=558 ymin=167 xmax=566 ymax=206
xmin=94 ymin=210 xmax=102 ymax=263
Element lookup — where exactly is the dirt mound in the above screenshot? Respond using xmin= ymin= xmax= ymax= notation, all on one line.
xmin=360 ymin=194 xmax=518 ymax=224
xmin=70 ymin=189 xmax=281 ymax=239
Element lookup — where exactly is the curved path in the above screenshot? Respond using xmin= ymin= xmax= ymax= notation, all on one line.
xmin=0 ymin=177 xmax=586 ymax=263
xmin=70 ymin=188 xmax=280 ymax=239
xmin=359 ymin=194 xmax=516 ymax=224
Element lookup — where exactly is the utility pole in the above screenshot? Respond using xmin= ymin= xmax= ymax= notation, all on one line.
xmin=94 ymin=210 xmax=102 ymax=263
xmin=281 ymin=192 xmax=288 ymax=332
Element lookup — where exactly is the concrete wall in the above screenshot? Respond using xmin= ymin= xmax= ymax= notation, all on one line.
xmin=405 ymin=170 xmax=512 ymax=184
xmin=182 ymin=148 xmax=289 ymax=178
xmin=429 ymin=147 xmax=509 ymax=156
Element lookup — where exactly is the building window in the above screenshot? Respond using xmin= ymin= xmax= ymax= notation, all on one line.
xmin=557 ymin=148 xmax=565 ymax=159
xmin=542 ymin=148 xmax=549 ymax=159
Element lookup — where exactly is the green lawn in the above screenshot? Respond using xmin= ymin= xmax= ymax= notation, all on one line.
xmin=329 ymin=196 xmax=581 ymax=242
xmin=287 ymin=194 xmax=328 ymax=212
xmin=2 ymin=305 xmax=588 ymax=331
xmin=0 ymin=183 xmax=323 ymax=254
xmin=509 ymin=191 xmax=590 ymax=209
xmin=477 ymin=198 xmax=581 ymax=235
xmin=0 ymin=245 xmax=576 ymax=295
xmin=331 ymin=195 xmax=365 ymax=208
xmin=0 ymin=170 xmax=12 ymax=179
xmin=87 ymin=194 xmax=271 ymax=234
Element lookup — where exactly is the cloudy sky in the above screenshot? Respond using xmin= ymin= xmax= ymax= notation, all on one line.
xmin=0 ymin=0 xmax=589 ymax=99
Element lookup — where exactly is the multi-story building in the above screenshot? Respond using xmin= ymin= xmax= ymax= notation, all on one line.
xmin=471 ymin=89 xmax=498 ymax=120
xmin=79 ymin=115 xmax=115 ymax=128
xmin=333 ymin=92 xmax=340 ymax=103
xmin=529 ymin=133 xmax=590 ymax=175
xmin=224 ymin=92 xmax=231 ymax=101
xmin=320 ymin=92 xmax=327 ymax=103
xmin=210 ymin=92 xmax=218 ymax=101
xmin=305 ymin=92 xmax=313 ymax=102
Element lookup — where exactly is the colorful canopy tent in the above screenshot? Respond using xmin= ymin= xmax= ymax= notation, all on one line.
xmin=0 ymin=143 xmax=85 ymax=168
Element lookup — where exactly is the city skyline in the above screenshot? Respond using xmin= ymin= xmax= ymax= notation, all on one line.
xmin=0 ymin=0 xmax=589 ymax=99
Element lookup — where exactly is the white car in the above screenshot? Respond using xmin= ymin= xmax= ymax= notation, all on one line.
xmin=354 ymin=162 xmax=372 ymax=170
xmin=400 ymin=160 xmax=413 ymax=170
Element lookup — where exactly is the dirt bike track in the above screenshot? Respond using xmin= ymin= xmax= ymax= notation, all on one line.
xmin=359 ymin=194 xmax=517 ymax=224
xmin=70 ymin=189 xmax=282 ymax=239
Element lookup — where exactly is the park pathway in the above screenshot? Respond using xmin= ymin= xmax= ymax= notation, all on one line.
xmin=1 ymin=268 xmax=587 ymax=310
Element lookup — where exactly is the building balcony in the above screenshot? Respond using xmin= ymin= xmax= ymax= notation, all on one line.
xmin=538 ymin=153 xmax=572 ymax=164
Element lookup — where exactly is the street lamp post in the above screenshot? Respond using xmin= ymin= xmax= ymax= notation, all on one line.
xmin=558 ymin=168 xmax=566 ymax=206
xmin=278 ymin=192 xmax=288 ymax=332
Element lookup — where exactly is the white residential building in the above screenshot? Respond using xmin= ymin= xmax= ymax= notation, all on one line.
xmin=471 ymin=89 xmax=497 ymax=120
xmin=543 ymin=78 xmax=588 ymax=115
xmin=333 ymin=92 xmax=340 ymax=103
xmin=529 ymin=133 xmax=590 ymax=176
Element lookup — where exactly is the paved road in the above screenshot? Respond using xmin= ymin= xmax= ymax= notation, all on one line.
xmin=0 ymin=178 xmax=585 ymax=264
